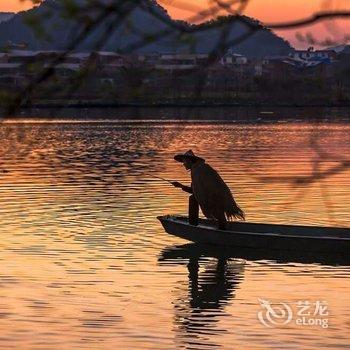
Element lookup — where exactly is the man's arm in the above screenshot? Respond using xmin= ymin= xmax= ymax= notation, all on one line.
xmin=171 ymin=182 xmax=193 ymax=194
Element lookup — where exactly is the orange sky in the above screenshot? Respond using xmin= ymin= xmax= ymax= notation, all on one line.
xmin=1 ymin=0 xmax=350 ymax=48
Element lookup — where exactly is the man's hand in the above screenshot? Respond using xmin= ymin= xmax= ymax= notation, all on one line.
xmin=171 ymin=181 xmax=183 ymax=188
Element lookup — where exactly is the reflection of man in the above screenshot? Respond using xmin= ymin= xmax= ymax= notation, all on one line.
xmin=187 ymin=257 xmax=241 ymax=310
xmin=172 ymin=150 xmax=245 ymax=230
xmin=174 ymin=254 xmax=245 ymax=348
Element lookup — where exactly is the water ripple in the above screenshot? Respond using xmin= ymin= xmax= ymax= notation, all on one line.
xmin=0 ymin=120 xmax=349 ymax=349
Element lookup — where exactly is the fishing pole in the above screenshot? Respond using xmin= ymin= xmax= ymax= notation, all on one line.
xmin=147 ymin=174 xmax=174 ymax=184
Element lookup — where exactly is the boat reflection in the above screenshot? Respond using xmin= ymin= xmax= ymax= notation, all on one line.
xmin=159 ymin=243 xmax=350 ymax=267
xmin=158 ymin=243 xmax=350 ymax=348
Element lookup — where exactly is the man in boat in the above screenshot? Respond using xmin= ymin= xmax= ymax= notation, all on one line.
xmin=172 ymin=150 xmax=245 ymax=230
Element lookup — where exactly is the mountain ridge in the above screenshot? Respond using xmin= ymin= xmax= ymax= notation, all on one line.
xmin=0 ymin=0 xmax=292 ymax=58
xmin=0 ymin=12 xmax=14 ymax=23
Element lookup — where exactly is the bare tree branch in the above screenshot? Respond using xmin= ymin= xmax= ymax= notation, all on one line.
xmin=265 ymin=10 xmax=350 ymax=29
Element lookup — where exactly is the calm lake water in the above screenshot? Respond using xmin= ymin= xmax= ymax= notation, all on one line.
xmin=0 ymin=119 xmax=350 ymax=349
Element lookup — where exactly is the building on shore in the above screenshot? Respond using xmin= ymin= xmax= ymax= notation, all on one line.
xmin=0 ymin=48 xmax=345 ymax=101
xmin=0 ymin=62 xmax=25 ymax=87
xmin=289 ymin=47 xmax=337 ymax=63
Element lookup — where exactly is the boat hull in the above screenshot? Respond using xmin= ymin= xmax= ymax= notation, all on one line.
xmin=158 ymin=215 xmax=350 ymax=253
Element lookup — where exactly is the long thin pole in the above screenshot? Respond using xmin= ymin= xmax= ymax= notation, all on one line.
xmin=147 ymin=174 xmax=174 ymax=184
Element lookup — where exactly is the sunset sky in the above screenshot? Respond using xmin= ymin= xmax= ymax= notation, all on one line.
xmin=1 ymin=0 xmax=350 ymax=48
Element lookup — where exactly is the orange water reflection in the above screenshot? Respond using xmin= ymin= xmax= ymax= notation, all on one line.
xmin=0 ymin=120 xmax=349 ymax=349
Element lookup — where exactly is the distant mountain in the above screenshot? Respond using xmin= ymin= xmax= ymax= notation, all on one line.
xmin=0 ymin=12 xmax=14 ymax=23
xmin=326 ymin=45 xmax=349 ymax=53
xmin=342 ymin=45 xmax=350 ymax=54
xmin=0 ymin=0 xmax=292 ymax=58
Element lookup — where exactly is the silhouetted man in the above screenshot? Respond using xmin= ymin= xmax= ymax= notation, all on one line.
xmin=172 ymin=150 xmax=244 ymax=230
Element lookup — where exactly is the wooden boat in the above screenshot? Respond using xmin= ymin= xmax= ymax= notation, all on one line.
xmin=158 ymin=215 xmax=350 ymax=253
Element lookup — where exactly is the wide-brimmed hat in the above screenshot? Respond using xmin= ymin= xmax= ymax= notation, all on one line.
xmin=174 ymin=150 xmax=205 ymax=163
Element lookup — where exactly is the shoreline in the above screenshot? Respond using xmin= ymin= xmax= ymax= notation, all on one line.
xmin=11 ymin=101 xmax=350 ymax=109
xmin=1 ymin=103 xmax=350 ymax=121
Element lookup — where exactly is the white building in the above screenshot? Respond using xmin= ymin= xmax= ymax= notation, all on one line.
xmin=289 ymin=48 xmax=337 ymax=62
xmin=220 ymin=51 xmax=248 ymax=66
xmin=155 ymin=53 xmax=209 ymax=70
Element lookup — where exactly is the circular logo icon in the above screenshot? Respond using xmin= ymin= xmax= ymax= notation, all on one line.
xmin=257 ymin=298 xmax=293 ymax=327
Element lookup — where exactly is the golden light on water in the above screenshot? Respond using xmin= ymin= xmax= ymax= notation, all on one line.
xmin=0 ymin=119 xmax=349 ymax=348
